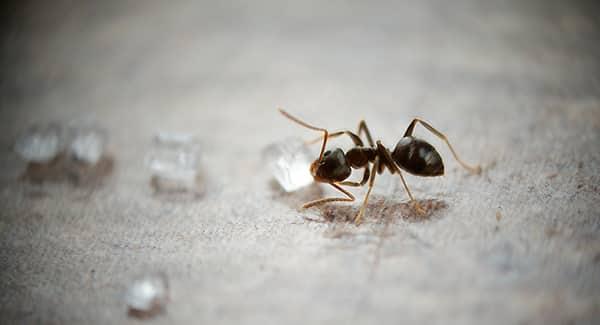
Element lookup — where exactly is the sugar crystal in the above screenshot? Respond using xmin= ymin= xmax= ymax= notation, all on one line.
xmin=145 ymin=132 xmax=204 ymax=194
xmin=70 ymin=128 xmax=106 ymax=164
xmin=124 ymin=272 xmax=169 ymax=318
xmin=263 ymin=137 xmax=314 ymax=192
xmin=14 ymin=124 xmax=63 ymax=163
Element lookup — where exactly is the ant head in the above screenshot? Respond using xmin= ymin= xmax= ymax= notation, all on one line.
xmin=310 ymin=148 xmax=352 ymax=183
xmin=392 ymin=136 xmax=444 ymax=176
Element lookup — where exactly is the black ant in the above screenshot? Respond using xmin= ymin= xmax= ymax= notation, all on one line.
xmin=279 ymin=108 xmax=481 ymax=224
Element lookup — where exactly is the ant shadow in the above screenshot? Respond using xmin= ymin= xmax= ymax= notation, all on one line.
xmin=270 ymin=180 xmax=448 ymax=225
xmin=316 ymin=196 xmax=448 ymax=224
xmin=317 ymin=197 xmax=448 ymax=242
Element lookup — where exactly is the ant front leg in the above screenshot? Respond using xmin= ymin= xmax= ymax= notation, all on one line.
xmin=404 ymin=118 xmax=481 ymax=174
xmin=302 ymin=183 xmax=355 ymax=209
xmin=279 ymin=108 xmax=329 ymax=161
xmin=305 ymin=130 xmax=363 ymax=147
xmin=339 ymin=167 xmax=370 ymax=187
xmin=307 ymin=120 xmax=374 ymax=148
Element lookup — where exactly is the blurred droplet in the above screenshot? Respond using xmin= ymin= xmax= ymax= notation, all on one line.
xmin=263 ymin=137 xmax=314 ymax=192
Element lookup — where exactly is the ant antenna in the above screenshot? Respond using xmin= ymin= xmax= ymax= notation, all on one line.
xmin=278 ymin=108 xmax=329 ymax=161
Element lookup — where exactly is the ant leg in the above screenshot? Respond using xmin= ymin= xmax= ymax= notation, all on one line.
xmin=377 ymin=142 xmax=425 ymax=215
xmin=354 ymin=158 xmax=378 ymax=224
xmin=391 ymin=165 xmax=427 ymax=215
xmin=377 ymin=141 xmax=415 ymax=201
xmin=398 ymin=169 xmax=426 ymax=216
xmin=404 ymin=118 xmax=481 ymax=174
xmin=307 ymin=119 xmax=374 ymax=147
xmin=357 ymin=120 xmax=374 ymax=147
xmin=397 ymin=169 xmax=415 ymax=201
xmin=395 ymin=168 xmax=427 ymax=215
xmin=339 ymin=167 xmax=370 ymax=187
xmin=302 ymin=183 xmax=355 ymax=209
xmin=279 ymin=108 xmax=329 ymax=161
xmin=306 ymin=130 xmax=363 ymax=147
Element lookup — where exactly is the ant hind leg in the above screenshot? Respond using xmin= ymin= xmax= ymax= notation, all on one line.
xmin=403 ymin=118 xmax=481 ymax=174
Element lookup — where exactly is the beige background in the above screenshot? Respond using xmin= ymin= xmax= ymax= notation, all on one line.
xmin=1 ymin=0 xmax=599 ymax=324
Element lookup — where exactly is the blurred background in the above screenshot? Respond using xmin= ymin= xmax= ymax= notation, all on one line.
xmin=1 ymin=0 xmax=599 ymax=324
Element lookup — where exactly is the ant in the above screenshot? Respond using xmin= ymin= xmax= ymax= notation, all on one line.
xmin=279 ymin=108 xmax=481 ymax=224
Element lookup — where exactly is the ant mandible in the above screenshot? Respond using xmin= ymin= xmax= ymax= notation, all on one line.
xmin=279 ymin=108 xmax=481 ymax=224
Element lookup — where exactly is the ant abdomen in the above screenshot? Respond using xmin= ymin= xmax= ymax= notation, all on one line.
xmin=391 ymin=136 xmax=444 ymax=177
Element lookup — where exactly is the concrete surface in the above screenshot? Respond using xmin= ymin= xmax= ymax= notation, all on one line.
xmin=1 ymin=0 xmax=599 ymax=324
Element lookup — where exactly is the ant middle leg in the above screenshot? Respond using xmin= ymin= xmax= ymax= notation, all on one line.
xmin=353 ymin=158 xmax=378 ymax=224
xmin=404 ymin=118 xmax=481 ymax=174
xmin=302 ymin=183 xmax=355 ymax=209
xmin=357 ymin=120 xmax=374 ymax=147
xmin=377 ymin=141 xmax=415 ymax=201
xmin=377 ymin=141 xmax=426 ymax=215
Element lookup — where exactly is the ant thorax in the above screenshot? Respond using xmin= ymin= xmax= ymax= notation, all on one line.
xmin=346 ymin=147 xmax=376 ymax=168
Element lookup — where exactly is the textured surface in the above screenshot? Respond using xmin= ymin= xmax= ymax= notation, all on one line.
xmin=1 ymin=0 xmax=599 ymax=324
